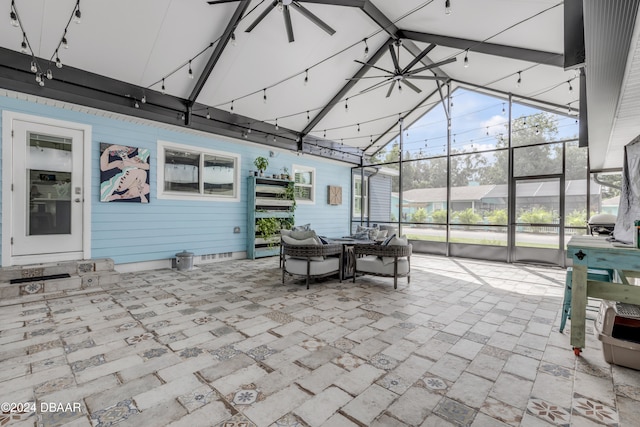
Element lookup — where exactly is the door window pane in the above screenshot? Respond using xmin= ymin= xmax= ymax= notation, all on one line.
xmin=164 ymin=149 xmax=199 ymax=193
xmin=27 ymin=133 xmax=72 ymax=235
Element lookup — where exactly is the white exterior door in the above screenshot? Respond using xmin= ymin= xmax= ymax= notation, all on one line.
xmin=3 ymin=113 xmax=90 ymax=264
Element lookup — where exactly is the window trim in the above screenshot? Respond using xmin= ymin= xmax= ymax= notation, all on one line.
xmin=353 ymin=175 xmax=368 ymax=217
xmin=157 ymin=140 xmax=240 ymax=202
xmin=292 ymin=164 xmax=315 ymax=204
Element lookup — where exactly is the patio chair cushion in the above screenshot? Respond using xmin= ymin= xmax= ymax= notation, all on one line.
xmin=290 ymin=230 xmax=317 ymax=240
xmin=285 ymin=257 xmax=340 ymax=276
xmin=356 ymin=225 xmax=380 ymax=240
xmin=282 ymin=235 xmax=323 ymax=261
xmin=292 ymin=223 xmax=311 ymax=231
xmin=381 ymin=236 xmax=409 ymax=265
xmin=357 ymin=255 xmax=410 ymax=275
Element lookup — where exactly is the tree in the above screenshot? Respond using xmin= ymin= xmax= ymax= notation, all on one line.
xmin=412 ymin=208 xmax=428 ymax=223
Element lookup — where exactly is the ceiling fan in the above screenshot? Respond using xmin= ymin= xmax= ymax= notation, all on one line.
xmin=207 ymin=0 xmax=336 ymax=43
xmin=353 ymin=40 xmax=456 ymax=97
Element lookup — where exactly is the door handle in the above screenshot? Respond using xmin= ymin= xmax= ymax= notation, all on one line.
xmin=74 ymin=198 xmax=81 ymax=203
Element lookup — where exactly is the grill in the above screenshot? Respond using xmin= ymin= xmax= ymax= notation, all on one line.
xmin=588 ymin=214 xmax=617 ymax=236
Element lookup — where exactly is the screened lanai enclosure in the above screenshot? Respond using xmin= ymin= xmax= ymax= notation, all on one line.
xmin=351 ymin=87 xmax=623 ymax=267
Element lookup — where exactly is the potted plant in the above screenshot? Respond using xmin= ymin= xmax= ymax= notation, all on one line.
xmin=254 ymin=156 xmax=269 ymax=177
xmin=281 ymin=167 xmax=289 ymax=180
xmin=256 ymin=217 xmax=280 ymax=248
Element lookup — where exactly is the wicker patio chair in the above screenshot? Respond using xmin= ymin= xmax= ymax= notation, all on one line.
xmin=352 ymin=243 xmax=412 ymax=289
xmin=282 ymin=243 xmax=343 ymax=289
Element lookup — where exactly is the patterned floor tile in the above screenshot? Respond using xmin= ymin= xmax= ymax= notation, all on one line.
xmin=177 ymin=386 xmax=219 ymax=412
xmin=125 ymin=332 xmax=155 ymax=345
xmin=142 ymin=347 xmax=168 ymax=360
xmin=376 ymin=373 xmax=412 ymax=394
xmin=572 ymin=393 xmax=619 ymax=425
xmin=90 ymin=399 xmax=139 ymax=427
xmin=434 ymin=397 xmax=477 ymax=427
xmin=179 ymin=347 xmax=204 ymax=358
xmin=300 ymin=339 xmax=326 ymax=351
xmin=218 ymin=413 xmax=257 ymax=427
xmin=369 ymin=353 xmax=399 ymax=371
xmin=246 ymin=345 xmax=276 ymax=361
xmin=333 ymin=353 xmax=364 ymax=371
xmin=418 ymin=376 xmax=449 ymax=393
xmin=273 ymin=413 xmax=308 ymax=426
xmin=480 ymin=397 xmax=523 ymax=426
xmin=264 ymin=311 xmax=297 ymax=324
xmin=71 ymin=354 xmax=106 ymax=372
xmin=540 ymin=363 xmax=572 ymax=380
xmin=526 ymin=398 xmax=570 ymax=426
xmin=63 ymin=338 xmax=95 ymax=354
xmin=115 ymin=321 xmax=139 ymax=332
xmin=35 ymin=374 xmax=76 ymax=396
xmin=331 ymin=337 xmax=356 ymax=352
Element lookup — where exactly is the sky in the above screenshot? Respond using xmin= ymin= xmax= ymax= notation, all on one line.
xmin=382 ymin=88 xmax=579 ymax=159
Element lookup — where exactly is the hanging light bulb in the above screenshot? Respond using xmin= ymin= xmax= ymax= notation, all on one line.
xmin=535 ymin=125 xmax=540 ymax=135
xmin=247 ymin=124 xmax=251 ymax=134
xmin=161 ymin=78 xmax=166 ymax=94
xmin=73 ymin=2 xmax=81 ymax=24
xmin=345 ymin=98 xmax=349 ymax=112
xmin=46 ymin=69 xmax=52 ymax=80
xmin=62 ymin=30 xmax=68 ymax=49
xmin=357 ymin=123 xmax=360 ymax=132
xmin=445 ymin=0 xmax=452 ymax=15
xmin=516 ymin=71 xmax=522 ymax=88
xmin=363 ymin=38 xmax=369 ymax=58
xmin=55 ymin=54 xmax=62 ymax=68
xmin=463 ymin=49 xmax=469 ymax=68
xmin=134 ymin=100 xmax=139 ymax=108
xmin=231 ymin=32 xmax=237 ymax=46
xmin=30 ymin=60 xmax=37 ymax=73
xmin=568 ymin=80 xmax=573 ymax=93
xmin=323 ymin=129 xmax=326 ymax=138
xmin=206 ymin=108 xmax=210 ymax=119
xmin=10 ymin=4 xmax=18 ymax=27
xmin=398 ymin=82 xmax=402 ymax=92
xmin=35 ymin=73 xmax=42 ymax=83
xmin=275 ymin=118 xmax=279 ymax=130
xmin=230 ymin=100 xmax=234 ymax=113
xmin=486 ymin=127 xmax=489 ymax=136
xmin=304 ymin=69 xmax=308 ymax=86
xmin=502 ymin=102 xmax=506 ymax=115
xmin=306 ymin=110 xmax=310 ymax=121
xmin=188 ymin=61 xmax=194 ymax=79
xmin=263 ymin=88 xmax=267 ymax=103
xmin=20 ymin=34 xmax=27 ymax=54
xmin=273 ymin=135 xmax=277 ymax=143
xmin=277 ymin=0 xmax=284 ymax=12
xmin=141 ymin=95 xmax=146 ymax=104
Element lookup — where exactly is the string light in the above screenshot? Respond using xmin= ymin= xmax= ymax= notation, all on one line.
xmin=323 ymin=129 xmax=326 ymax=138
xmin=502 ymin=103 xmax=506 ymax=115
xmin=73 ymin=0 xmax=81 ymax=24
xmin=230 ymin=100 xmax=234 ymax=113
xmin=10 ymin=1 xmax=18 ymax=27
xmin=304 ymin=69 xmax=308 ymax=85
xmin=345 ymin=98 xmax=349 ymax=112
xmin=463 ymin=49 xmax=469 ymax=68
xmin=134 ymin=100 xmax=139 ymax=108
xmin=161 ymin=78 xmax=166 ymax=94
xmin=568 ymin=80 xmax=573 ymax=93
xmin=263 ymin=88 xmax=267 ymax=103
xmin=231 ymin=32 xmax=237 ymax=46
xmin=141 ymin=94 xmax=146 ymax=104
xmin=46 ymin=69 xmax=52 ymax=79
xmin=62 ymin=31 xmax=68 ymax=49
xmin=30 ymin=60 xmax=37 ymax=73
xmin=247 ymin=123 xmax=251 ymax=134
xmin=516 ymin=71 xmax=522 ymax=88
xmin=445 ymin=0 xmax=452 ymax=15
xmin=535 ymin=125 xmax=540 ymax=135
xmin=275 ymin=118 xmax=279 ymax=130
xmin=206 ymin=108 xmax=210 ymax=119
xmin=363 ymin=38 xmax=369 ymax=58
xmin=55 ymin=53 xmax=62 ymax=68
xmin=20 ymin=33 xmax=27 ymax=53
xmin=306 ymin=110 xmax=310 ymax=121
xmin=188 ymin=61 xmax=194 ymax=79
xmin=357 ymin=123 xmax=360 ymax=132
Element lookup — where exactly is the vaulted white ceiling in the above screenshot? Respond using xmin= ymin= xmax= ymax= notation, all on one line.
xmin=0 ymin=0 xmax=637 ymax=169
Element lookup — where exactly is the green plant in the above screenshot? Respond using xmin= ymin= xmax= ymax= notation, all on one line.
xmin=488 ymin=209 xmax=508 ymax=225
xmin=519 ymin=207 xmax=553 ymax=224
xmin=254 ymin=156 xmax=269 ymax=173
xmin=411 ymin=208 xmax=428 ymax=223
xmin=566 ymin=209 xmax=587 ymax=227
xmin=256 ymin=217 xmax=280 ymax=247
xmin=431 ymin=209 xmax=447 ymax=224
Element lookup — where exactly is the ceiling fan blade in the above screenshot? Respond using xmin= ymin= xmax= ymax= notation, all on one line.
xmin=386 ymin=80 xmax=397 ymax=98
xmin=388 ymin=44 xmax=401 ymax=72
xmin=283 ymin=5 xmax=295 ymax=42
xmin=403 ymin=79 xmax=422 ymax=94
xmin=409 ymin=57 xmax=457 ymax=74
xmin=358 ymin=77 xmax=393 ymax=95
xmin=245 ymin=0 xmax=278 ymax=33
xmin=207 ymin=0 xmax=240 ymax=4
xmin=402 ymin=44 xmax=436 ymax=74
xmin=353 ymin=60 xmax=394 ymax=75
xmin=292 ymin=1 xmax=336 ymax=35
xmin=407 ymin=75 xmax=448 ymax=80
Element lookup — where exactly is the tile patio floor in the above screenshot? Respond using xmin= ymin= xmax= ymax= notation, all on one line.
xmin=1 ymin=254 xmax=639 ymax=427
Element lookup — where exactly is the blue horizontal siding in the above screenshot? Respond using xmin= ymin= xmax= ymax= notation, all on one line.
xmin=0 ymin=94 xmax=352 ymax=265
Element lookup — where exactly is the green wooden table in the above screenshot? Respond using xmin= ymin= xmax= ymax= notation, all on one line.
xmin=567 ymin=235 xmax=640 ymax=354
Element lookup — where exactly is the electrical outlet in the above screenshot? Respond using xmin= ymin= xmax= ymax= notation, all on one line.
xmin=233 ymin=226 xmax=241 ymax=233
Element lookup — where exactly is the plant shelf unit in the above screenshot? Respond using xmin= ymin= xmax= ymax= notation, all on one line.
xmin=247 ymin=176 xmax=295 ymax=259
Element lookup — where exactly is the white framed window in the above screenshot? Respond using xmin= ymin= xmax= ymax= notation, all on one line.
xmin=157 ymin=140 xmax=240 ymax=201
xmin=293 ymin=164 xmax=315 ymax=203
xmin=353 ymin=175 xmax=368 ymax=217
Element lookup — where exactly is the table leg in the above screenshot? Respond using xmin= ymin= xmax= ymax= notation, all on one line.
xmin=570 ymin=264 xmax=588 ymax=353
